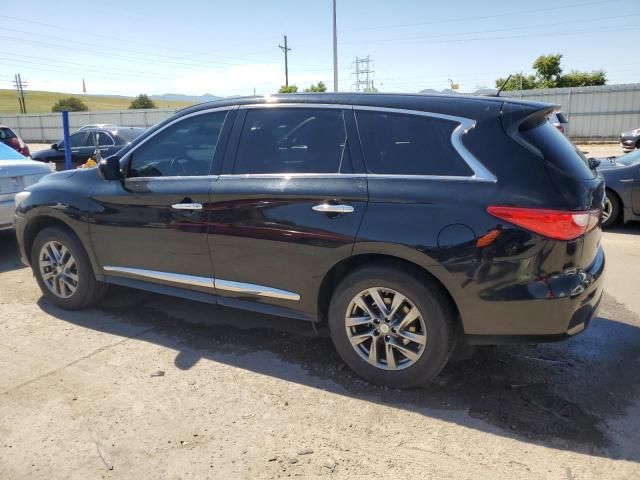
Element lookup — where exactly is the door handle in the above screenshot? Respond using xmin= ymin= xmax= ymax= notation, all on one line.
xmin=171 ymin=203 xmax=203 ymax=210
xmin=312 ymin=203 xmax=354 ymax=214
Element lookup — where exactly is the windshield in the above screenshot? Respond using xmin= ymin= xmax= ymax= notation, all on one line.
xmin=617 ymin=149 xmax=640 ymax=166
xmin=0 ymin=127 xmax=18 ymax=140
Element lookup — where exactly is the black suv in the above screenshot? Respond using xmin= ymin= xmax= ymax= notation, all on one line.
xmin=14 ymin=94 xmax=605 ymax=388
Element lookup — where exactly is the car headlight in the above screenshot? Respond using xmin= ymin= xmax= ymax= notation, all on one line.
xmin=21 ymin=173 xmax=45 ymax=188
xmin=632 ymin=128 xmax=640 ymax=136
xmin=14 ymin=190 xmax=31 ymax=208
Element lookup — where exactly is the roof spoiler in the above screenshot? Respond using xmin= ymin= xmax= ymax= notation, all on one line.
xmin=501 ymin=101 xmax=559 ymax=157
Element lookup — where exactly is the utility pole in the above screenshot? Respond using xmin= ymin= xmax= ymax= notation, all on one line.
xmin=13 ymin=73 xmax=27 ymax=114
xmin=279 ymin=35 xmax=291 ymax=87
xmin=332 ymin=0 xmax=338 ymax=92
xmin=352 ymin=56 xmax=374 ymax=92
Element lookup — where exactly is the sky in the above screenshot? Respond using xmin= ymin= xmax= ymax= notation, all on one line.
xmin=1 ymin=0 xmax=639 ymax=97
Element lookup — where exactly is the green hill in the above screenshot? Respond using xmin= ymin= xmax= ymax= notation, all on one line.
xmin=0 ymin=90 xmax=195 ymax=114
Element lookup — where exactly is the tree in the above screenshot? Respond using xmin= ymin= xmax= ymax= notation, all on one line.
xmin=129 ymin=94 xmax=157 ymax=109
xmin=496 ymin=54 xmax=607 ymax=90
xmin=278 ymin=85 xmax=298 ymax=93
xmin=559 ymin=70 xmax=606 ymax=87
xmin=51 ymin=97 xmax=88 ymax=112
xmin=532 ymin=54 xmax=563 ymax=88
xmin=495 ymin=72 xmax=537 ymax=91
xmin=304 ymin=81 xmax=327 ymax=92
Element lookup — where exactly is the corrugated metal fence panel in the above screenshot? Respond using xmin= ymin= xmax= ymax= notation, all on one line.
xmin=499 ymin=83 xmax=640 ymax=139
xmin=0 ymin=109 xmax=176 ymax=142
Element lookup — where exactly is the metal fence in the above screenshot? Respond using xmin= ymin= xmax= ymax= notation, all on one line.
xmin=0 ymin=109 xmax=176 ymax=143
xmin=2 ymin=83 xmax=640 ymax=142
xmin=497 ymin=83 xmax=640 ymax=140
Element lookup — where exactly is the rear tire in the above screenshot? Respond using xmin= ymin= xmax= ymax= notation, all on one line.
xmin=328 ymin=264 xmax=454 ymax=388
xmin=31 ymin=226 xmax=107 ymax=310
xmin=601 ymin=190 xmax=621 ymax=228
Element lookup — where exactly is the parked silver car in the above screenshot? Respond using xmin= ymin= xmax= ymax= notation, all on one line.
xmin=0 ymin=142 xmax=53 ymax=231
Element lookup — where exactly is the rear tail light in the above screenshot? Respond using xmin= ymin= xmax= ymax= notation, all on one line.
xmin=487 ymin=206 xmax=601 ymax=241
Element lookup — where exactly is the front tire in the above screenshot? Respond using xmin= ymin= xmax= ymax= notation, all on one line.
xmin=328 ymin=264 xmax=454 ymax=388
xmin=601 ymin=190 xmax=621 ymax=228
xmin=31 ymin=226 xmax=107 ymax=310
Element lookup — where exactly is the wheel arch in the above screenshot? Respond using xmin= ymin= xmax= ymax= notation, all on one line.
xmin=317 ymin=253 xmax=461 ymax=330
xmin=604 ymin=186 xmax=623 ymax=224
xmin=21 ymin=213 xmax=99 ymax=276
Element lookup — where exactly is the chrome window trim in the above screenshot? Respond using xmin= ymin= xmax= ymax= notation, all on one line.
xmin=352 ymin=105 xmax=496 ymax=183
xmin=219 ymin=173 xmax=365 ymax=179
xmin=102 ymin=266 xmax=300 ymax=301
xmin=215 ymin=279 xmax=300 ymax=301
xmin=124 ymin=175 xmax=220 ymax=182
xmin=120 ymin=106 xmax=237 ymax=167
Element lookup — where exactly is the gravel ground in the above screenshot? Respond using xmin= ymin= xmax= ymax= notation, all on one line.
xmin=1 ymin=224 xmax=640 ymax=479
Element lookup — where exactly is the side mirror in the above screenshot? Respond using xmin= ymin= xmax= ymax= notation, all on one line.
xmin=98 ymin=155 xmax=121 ymax=180
xmin=51 ymin=143 xmax=59 ymax=150
xmin=588 ymin=158 xmax=601 ymax=169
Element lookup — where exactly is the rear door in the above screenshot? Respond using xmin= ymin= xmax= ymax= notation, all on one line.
xmin=207 ymin=105 xmax=367 ymax=316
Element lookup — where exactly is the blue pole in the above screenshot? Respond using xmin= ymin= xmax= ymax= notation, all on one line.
xmin=61 ymin=111 xmax=72 ymax=170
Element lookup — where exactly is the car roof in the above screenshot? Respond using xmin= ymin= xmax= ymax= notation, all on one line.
xmin=177 ymin=92 xmax=554 ymax=117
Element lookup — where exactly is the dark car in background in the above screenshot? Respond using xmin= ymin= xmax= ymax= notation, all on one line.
xmin=0 ymin=125 xmax=30 ymax=157
xmin=549 ymin=111 xmax=568 ymax=136
xmin=596 ymin=149 xmax=640 ymax=227
xmin=14 ymin=93 xmax=605 ymax=388
xmin=31 ymin=126 xmax=146 ymax=167
xmin=620 ymin=127 xmax=640 ymax=151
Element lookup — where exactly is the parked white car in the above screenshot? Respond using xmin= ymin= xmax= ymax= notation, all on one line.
xmin=0 ymin=142 xmax=54 ymax=231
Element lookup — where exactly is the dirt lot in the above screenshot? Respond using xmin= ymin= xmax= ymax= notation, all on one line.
xmin=1 ymin=224 xmax=640 ymax=480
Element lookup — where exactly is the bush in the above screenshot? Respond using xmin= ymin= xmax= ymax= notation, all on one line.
xmin=51 ymin=97 xmax=89 ymax=112
xmin=129 ymin=94 xmax=157 ymax=109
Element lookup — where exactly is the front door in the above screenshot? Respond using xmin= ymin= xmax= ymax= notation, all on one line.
xmin=208 ymin=106 xmax=367 ymax=316
xmin=89 ymin=108 xmax=234 ymax=293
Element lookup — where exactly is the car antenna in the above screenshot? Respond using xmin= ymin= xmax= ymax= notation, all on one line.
xmin=495 ymin=74 xmax=513 ymax=97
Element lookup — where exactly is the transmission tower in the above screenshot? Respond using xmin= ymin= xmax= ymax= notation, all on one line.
xmin=351 ymin=56 xmax=375 ymax=92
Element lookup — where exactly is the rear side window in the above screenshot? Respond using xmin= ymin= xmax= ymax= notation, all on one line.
xmin=0 ymin=127 xmax=17 ymax=140
xmin=233 ymin=108 xmax=349 ymax=174
xmin=355 ymin=110 xmax=473 ymax=176
xmin=520 ymin=121 xmax=595 ymax=179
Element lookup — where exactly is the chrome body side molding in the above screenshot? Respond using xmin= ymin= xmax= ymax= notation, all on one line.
xmin=102 ymin=266 xmax=300 ymax=301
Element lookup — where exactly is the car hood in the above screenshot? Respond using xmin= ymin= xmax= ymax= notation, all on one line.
xmin=0 ymin=159 xmax=52 ymax=177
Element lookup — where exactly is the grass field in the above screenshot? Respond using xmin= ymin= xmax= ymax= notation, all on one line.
xmin=0 ymin=90 xmax=194 ymax=114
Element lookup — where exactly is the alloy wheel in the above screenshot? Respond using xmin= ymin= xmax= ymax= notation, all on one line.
xmin=602 ymin=196 xmax=613 ymax=222
xmin=345 ymin=287 xmax=427 ymax=370
xmin=39 ymin=241 xmax=79 ymax=299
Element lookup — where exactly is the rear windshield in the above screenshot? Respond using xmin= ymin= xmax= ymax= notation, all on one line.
xmin=116 ymin=128 xmax=147 ymax=142
xmin=520 ymin=121 xmax=595 ymax=179
xmin=0 ymin=127 xmax=17 ymax=140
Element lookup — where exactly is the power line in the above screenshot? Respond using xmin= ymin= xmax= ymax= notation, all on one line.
xmin=341 ymin=13 xmax=640 ymax=45
xmin=278 ymin=35 xmax=291 ymax=87
xmin=339 ymin=0 xmax=622 ymax=33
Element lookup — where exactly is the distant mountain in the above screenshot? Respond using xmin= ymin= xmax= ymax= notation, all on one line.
xmin=150 ymin=93 xmax=223 ymax=103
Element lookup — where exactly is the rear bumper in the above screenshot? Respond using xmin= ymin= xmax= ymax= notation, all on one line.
xmin=454 ymin=245 xmax=605 ymax=342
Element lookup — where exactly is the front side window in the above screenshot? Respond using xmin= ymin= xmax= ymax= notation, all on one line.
xmin=355 ymin=110 xmax=473 ymax=176
xmin=233 ymin=108 xmax=349 ymax=174
xmin=128 ymin=111 xmax=227 ymax=178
